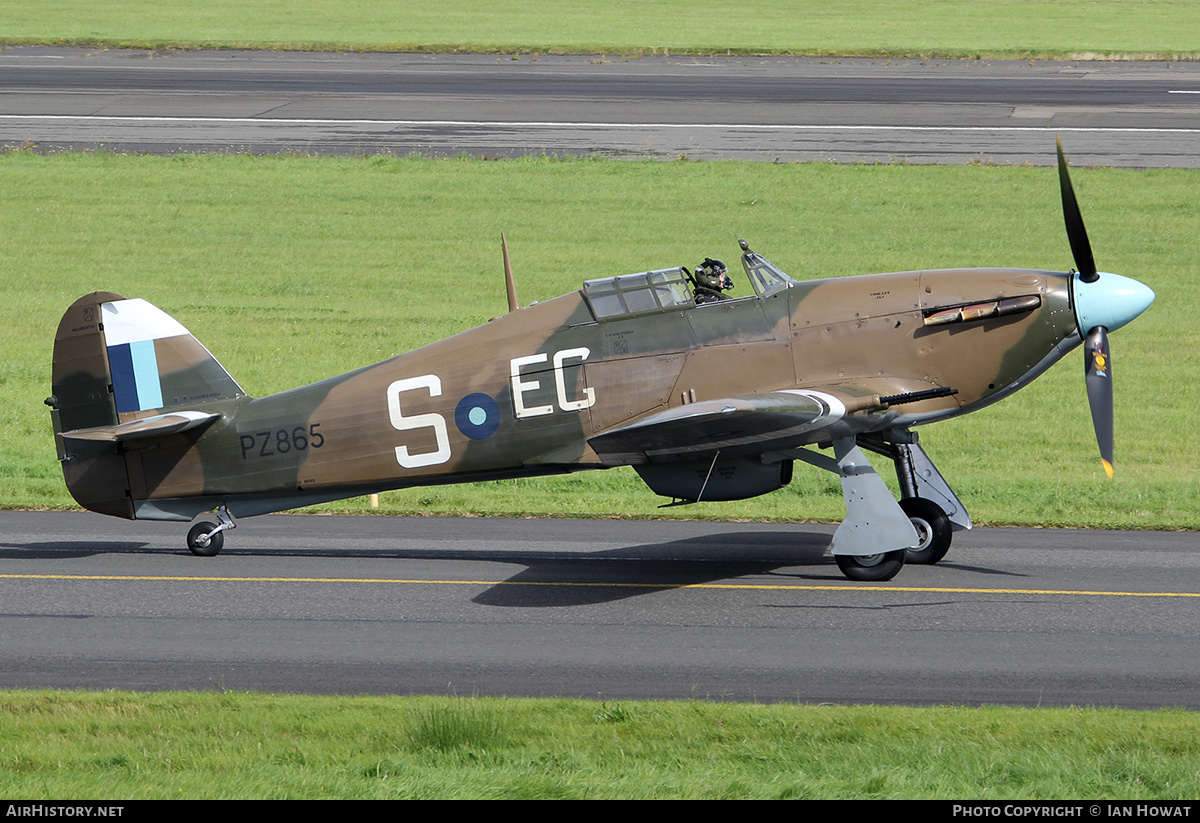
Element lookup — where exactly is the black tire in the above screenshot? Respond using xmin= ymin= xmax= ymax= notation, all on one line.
xmin=835 ymin=549 xmax=906 ymax=582
xmin=187 ymin=521 xmax=224 ymax=557
xmin=899 ymin=497 xmax=952 ymax=565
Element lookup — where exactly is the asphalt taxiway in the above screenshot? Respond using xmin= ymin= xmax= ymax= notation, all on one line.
xmin=2 ymin=511 xmax=1197 ymax=707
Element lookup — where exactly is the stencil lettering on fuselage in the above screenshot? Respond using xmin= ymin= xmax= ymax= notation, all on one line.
xmin=510 ymin=347 xmax=595 ymax=419
xmin=387 ymin=348 xmax=596 ymax=469
xmin=386 ymin=375 xmax=452 ymax=469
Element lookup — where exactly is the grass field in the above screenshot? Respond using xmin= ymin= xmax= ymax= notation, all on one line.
xmin=1 ymin=151 xmax=1194 ymax=529
xmin=2 ymin=0 xmax=1199 ymax=59
xmin=1 ymin=691 xmax=1197 ymax=799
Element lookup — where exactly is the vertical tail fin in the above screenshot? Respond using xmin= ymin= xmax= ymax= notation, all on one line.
xmin=49 ymin=293 xmax=244 ymax=517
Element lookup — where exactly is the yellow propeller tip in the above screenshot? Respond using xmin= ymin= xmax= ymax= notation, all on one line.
xmin=1102 ymin=459 xmax=1114 ymax=479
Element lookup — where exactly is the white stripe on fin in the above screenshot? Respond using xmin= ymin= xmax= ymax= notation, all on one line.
xmin=101 ymin=298 xmax=190 ymax=345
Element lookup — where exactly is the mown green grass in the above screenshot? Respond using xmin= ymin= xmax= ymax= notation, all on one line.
xmin=0 ymin=690 xmax=1196 ymax=799
xmin=3 ymin=0 xmax=1199 ymax=59
xmin=1 ymin=151 xmax=1194 ymax=528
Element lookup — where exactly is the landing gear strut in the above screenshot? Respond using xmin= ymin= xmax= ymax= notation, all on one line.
xmin=779 ymin=429 xmax=971 ymax=581
xmin=862 ymin=430 xmax=972 ymax=566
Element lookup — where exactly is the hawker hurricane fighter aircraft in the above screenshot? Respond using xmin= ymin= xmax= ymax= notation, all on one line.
xmin=48 ymin=144 xmax=1154 ymax=581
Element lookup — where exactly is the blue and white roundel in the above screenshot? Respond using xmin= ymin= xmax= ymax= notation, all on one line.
xmin=455 ymin=393 xmax=501 ymax=440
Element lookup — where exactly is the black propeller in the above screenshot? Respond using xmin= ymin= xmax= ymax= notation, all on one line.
xmin=1057 ymin=139 xmax=1113 ymax=477
xmin=1058 ymin=139 xmax=1098 ymax=283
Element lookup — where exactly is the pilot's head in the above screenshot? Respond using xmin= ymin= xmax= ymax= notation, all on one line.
xmin=696 ymin=258 xmax=732 ymax=291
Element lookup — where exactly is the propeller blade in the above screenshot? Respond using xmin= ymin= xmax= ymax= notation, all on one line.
xmin=1084 ymin=325 xmax=1114 ymax=478
xmin=1058 ymin=138 xmax=1098 ymax=283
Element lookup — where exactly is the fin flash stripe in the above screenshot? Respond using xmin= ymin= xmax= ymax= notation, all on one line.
xmin=108 ymin=339 xmax=163 ymax=413
xmin=102 ymin=299 xmax=188 ymax=413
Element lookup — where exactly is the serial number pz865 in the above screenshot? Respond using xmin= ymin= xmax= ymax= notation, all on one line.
xmin=239 ymin=424 xmax=325 ymax=460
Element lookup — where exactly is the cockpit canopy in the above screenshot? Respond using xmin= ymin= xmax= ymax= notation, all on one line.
xmin=582 ymin=249 xmax=796 ymax=322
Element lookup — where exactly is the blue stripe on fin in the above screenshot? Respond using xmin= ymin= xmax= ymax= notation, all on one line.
xmin=108 ymin=340 xmax=164 ymax=412
xmin=129 ymin=339 xmax=163 ymax=410
xmin=107 ymin=343 xmax=140 ymax=413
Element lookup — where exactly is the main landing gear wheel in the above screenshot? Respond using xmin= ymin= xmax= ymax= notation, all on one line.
xmin=898 ymin=497 xmax=952 ymax=565
xmin=835 ymin=549 xmax=906 ymax=582
xmin=187 ymin=521 xmax=224 ymax=557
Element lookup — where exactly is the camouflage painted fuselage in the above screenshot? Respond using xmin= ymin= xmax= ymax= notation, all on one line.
xmin=51 ymin=254 xmax=1076 ymax=522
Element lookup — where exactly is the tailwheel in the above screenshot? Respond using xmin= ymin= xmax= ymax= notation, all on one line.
xmin=187 ymin=521 xmax=224 ymax=557
xmin=899 ymin=498 xmax=952 ymax=565
xmin=835 ymin=549 xmax=905 ymax=582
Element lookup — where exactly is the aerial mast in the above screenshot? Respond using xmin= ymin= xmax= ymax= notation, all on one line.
xmin=501 ymin=232 xmax=519 ymax=314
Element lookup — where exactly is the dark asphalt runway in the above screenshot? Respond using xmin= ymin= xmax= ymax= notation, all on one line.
xmin=2 ymin=511 xmax=1197 ymax=707
xmin=2 ymin=47 xmax=1199 ymax=165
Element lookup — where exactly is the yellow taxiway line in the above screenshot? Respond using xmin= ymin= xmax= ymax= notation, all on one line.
xmin=2 ymin=573 xmax=1198 ymax=598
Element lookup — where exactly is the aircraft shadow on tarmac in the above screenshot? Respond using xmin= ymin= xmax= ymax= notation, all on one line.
xmin=1 ymin=529 xmax=1024 ymax=608
xmin=0 ymin=541 xmax=153 ymax=559
xmin=470 ymin=531 xmax=836 ymax=607
xmin=465 ymin=535 xmax=1025 ymax=607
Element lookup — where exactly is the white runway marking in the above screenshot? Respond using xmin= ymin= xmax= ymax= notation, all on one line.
xmin=2 ymin=114 xmax=1199 ymax=134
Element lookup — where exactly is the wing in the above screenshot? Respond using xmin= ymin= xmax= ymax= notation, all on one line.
xmin=587 ymin=381 xmax=961 ymax=466
xmin=587 ymin=388 xmax=878 ymax=466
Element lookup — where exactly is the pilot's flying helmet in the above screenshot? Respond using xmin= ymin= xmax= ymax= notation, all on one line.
xmin=695 ymin=258 xmax=732 ymax=291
